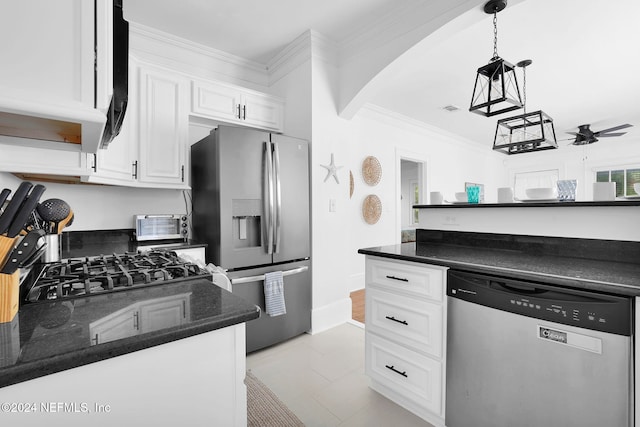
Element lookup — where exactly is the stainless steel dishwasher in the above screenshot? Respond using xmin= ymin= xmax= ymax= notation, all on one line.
xmin=445 ymin=270 xmax=633 ymax=427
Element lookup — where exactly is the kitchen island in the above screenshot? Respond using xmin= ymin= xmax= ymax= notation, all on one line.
xmin=358 ymin=229 xmax=640 ymax=427
xmin=0 ymin=276 xmax=259 ymax=426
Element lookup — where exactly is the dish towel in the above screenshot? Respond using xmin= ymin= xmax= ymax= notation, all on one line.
xmin=264 ymin=271 xmax=286 ymax=317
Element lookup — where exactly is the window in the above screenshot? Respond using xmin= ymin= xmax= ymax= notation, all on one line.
xmin=595 ymin=167 xmax=640 ymax=197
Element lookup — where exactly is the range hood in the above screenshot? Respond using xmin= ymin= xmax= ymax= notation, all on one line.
xmin=0 ymin=0 xmax=128 ymax=154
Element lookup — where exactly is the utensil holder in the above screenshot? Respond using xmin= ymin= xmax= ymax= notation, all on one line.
xmin=43 ymin=234 xmax=61 ymax=263
xmin=0 ymin=271 xmax=19 ymax=323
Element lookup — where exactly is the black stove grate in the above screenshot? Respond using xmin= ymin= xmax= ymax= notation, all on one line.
xmin=25 ymin=250 xmax=210 ymax=302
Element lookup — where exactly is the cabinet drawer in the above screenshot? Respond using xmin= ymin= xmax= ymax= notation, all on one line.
xmin=367 ymin=257 xmax=445 ymax=301
xmin=366 ymin=287 xmax=442 ymax=358
xmin=365 ymin=332 xmax=442 ymax=416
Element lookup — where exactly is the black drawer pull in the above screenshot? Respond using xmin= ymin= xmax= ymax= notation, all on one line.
xmin=385 ymin=364 xmax=408 ymax=378
xmin=385 ymin=315 xmax=408 ymax=326
xmin=386 ymin=275 xmax=409 ymax=282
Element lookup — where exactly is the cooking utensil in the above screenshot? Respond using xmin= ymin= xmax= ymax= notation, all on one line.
xmin=0 ymin=229 xmax=46 ymax=274
xmin=0 ymin=181 xmax=33 ymax=235
xmin=54 ymin=209 xmax=74 ymax=234
xmin=36 ymin=199 xmax=71 ymax=234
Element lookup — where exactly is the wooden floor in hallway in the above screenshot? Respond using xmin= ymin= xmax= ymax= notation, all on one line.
xmin=350 ymin=289 xmax=365 ymax=323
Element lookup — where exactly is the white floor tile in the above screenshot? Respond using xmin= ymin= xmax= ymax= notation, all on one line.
xmin=247 ymin=322 xmax=435 ymax=426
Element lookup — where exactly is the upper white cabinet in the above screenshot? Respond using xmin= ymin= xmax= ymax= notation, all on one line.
xmin=0 ymin=0 xmax=111 ymax=153
xmin=191 ymin=80 xmax=284 ymax=132
xmin=85 ymin=60 xmax=189 ymax=189
xmin=137 ymin=65 xmax=189 ymax=187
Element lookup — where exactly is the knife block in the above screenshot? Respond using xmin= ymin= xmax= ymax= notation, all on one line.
xmin=0 ymin=270 xmax=19 ymax=323
xmin=0 ymin=235 xmax=19 ymax=269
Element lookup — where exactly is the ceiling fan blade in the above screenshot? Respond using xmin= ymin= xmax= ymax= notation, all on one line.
xmin=594 ymin=123 xmax=632 ymax=135
xmin=565 ymin=132 xmax=579 ymax=136
xmin=597 ymin=132 xmax=627 ymax=137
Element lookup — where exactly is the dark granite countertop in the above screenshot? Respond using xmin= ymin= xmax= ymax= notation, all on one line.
xmin=0 ymin=278 xmax=259 ymax=388
xmin=413 ymin=199 xmax=640 ymax=209
xmin=358 ymin=230 xmax=640 ymax=296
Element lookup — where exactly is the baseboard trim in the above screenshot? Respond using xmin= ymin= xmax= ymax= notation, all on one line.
xmin=309 ymin=297 xmax=352 ymax=334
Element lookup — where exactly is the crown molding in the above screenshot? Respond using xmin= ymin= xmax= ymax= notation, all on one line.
xmin=129 ymin=22 xmax=269 ymax=87
xmin=359 ymin=103 xmax=491 ymax=155
xmin=267 ymin=30 xmax=338 ymax=85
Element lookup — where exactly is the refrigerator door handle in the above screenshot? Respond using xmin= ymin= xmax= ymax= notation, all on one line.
xmin=230 ymin=266 xmax=309 ymax=285
xmin=272 ymin=141 xmax=282 ymax=254
xmin=263 ymin=141 xmax=274 ymax=254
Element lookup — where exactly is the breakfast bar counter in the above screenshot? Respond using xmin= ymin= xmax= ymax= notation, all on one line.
xmin=359 ymin=229 xmax=640 ymax=296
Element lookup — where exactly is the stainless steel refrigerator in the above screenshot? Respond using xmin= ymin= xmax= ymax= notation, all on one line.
xmin=191 ymin=125 xmax=311 ymax=352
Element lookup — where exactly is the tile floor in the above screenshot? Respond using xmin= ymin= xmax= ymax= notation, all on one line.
xmin=246 ymin=322 xmax=435 ymax=427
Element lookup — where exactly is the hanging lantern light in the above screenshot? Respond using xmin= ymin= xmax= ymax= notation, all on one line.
xmin=492 ymin=59 xmax=558 ymax=154
xmin=469 ymin=0 xmax=523 ymax=117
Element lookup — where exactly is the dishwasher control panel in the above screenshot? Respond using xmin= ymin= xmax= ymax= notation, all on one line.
xmin=447 ymin=270 xmax=632 ymax=336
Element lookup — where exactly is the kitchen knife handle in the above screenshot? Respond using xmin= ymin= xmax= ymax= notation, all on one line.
xmin=0 ymin=181 xmax=32 ymax=235
xmin=0 ymin=188 xmax=11 ymax=209
xmin=6 ymin=184 xmax=46 ymax=238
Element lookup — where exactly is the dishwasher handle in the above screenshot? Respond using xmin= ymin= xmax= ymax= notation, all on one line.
xmin=489 ymin=280 xmax=548 ymax=295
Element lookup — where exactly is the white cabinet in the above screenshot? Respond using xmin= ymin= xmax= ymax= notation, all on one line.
xmin=86 ymin=60 xmax=190 ymax=189
xmin=0 ymin=0 xmax=111 ymax=153
xmin=0 ymin=144 xmax=88 ymax=178
xmin=364 ymin=256 xmax=447 ymax=427
xmin=137 ymin=65 xmax=189 ymax=187
xmin=0 ymin=324 xmax=248 ymax=426
xmin=191 ymin=79 xmax=284 ymax=132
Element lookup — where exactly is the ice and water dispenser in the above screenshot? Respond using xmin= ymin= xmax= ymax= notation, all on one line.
xmin=231 ymin=199 xmax=262 ymax=248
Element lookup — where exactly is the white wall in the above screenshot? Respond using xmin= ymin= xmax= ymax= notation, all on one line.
xmin=0 ymin=172 xmax=186 ymax=231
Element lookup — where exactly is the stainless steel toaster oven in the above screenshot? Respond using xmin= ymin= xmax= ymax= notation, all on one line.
xmin=135 ymin=214 xmax=188 ymax=241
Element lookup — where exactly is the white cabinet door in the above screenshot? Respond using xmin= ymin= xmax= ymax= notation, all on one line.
xmin=84 ymin=58 xmax=137 ymax=186
xmin=242 ymin=92 xmax=284 ymax=131
xmin=0 ymin=1 xmax=95 ymax=107
xmin=366 ymin=332 xmax=443 ymax=416
xmin=137 ymin=65 xmax=189 ymax=188
xmin=0 ymin=1 xmax=111 ymax=153
xmin=0 ymin=143 xmax=87 ymax=176
xmin=367 ymin=287 xmax=443 ymax=358
xmin=190 ymin=79 xmax=284 ymax=132
xmin=191 ymin=80 xmax=243 ymax=123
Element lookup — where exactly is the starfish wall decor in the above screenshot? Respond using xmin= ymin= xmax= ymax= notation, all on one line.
xmin=320 ymin=153 xmax=342 ymax=184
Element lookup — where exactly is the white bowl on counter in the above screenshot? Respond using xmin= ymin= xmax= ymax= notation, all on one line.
xmin=525 ymin=187 xmax=556 ymax=200
xmin=454 ymin=192 xmax=468 ymax=202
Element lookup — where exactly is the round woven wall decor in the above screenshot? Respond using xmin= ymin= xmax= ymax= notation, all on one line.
xmin=349 ymin=171 xmax=354 ymax=199
xmin=362 ymin=156 xmax=382 ymax=186
xmin=362 ymin=194 xmax=382 ymax=224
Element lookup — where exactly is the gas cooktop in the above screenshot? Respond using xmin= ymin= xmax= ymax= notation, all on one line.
xmin=24 ymin=250 xmax=211 ymax=303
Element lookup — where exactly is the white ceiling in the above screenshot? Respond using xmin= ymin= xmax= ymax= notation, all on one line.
xmin=125 ymin=0 xmax=640 ymax=149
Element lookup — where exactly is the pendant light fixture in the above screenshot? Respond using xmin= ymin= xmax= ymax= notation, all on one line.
xmin=492 ymin=59 xmax=558 ymax=154
xmin=469 ymin=0 xmax=523 ymax=117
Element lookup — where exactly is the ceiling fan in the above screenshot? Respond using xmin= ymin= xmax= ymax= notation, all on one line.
xmin=566 ymin=123 xmax=633 ymax=145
